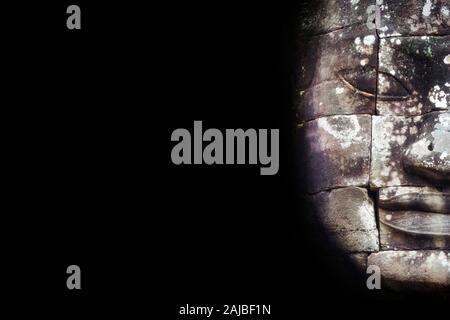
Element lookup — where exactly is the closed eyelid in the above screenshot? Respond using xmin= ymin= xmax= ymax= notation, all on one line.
xmin=377 ymin=71 xmax=410 ymax=101
xmin=336 ymin=72 xmax=375 ymax=98
xmin=336 ymin=67 xmax=377 ymax=99
xmin=337 ymin=68 xmax=410 ymax=101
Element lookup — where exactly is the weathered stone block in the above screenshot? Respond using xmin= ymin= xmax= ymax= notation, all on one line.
xmin=370 ymin=112 xmax=450 ymax=187
xmin=310 ymin=187 xmax=377 ymax=231
xmin=403 ymin=112 xmax=450 ymax=182
xmin=368 ymin=251 xmax=450 ymax=290
xmin=300 ymin=115 xmax=371 ymax=193
xmin=379 ymin=0 xmax=450 ymax=37
xmin=328 ymin=231 xmax=379 ymax=253
xmin=377 ymin=36 xmax=450 ymax=115
xmin=370 ymin=115 xmax=425 ymax=187
xmin=298 ymin=0 xmax=373 ymax=35
xmin=297 ymin=79 xmax=375 ymax=122
xmin=296 ymin=23 xmax=378 ymax=122
xmin=348 ymin=253 xmax=368 ymax=274
xmin=307 ymin=187 xmax=379 ymax=252
xmin=297 ymin=23 xmax=378 ymax=90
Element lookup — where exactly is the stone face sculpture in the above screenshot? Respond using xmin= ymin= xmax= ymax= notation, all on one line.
xmin=297 ymin=0 xmax=450 ymax=290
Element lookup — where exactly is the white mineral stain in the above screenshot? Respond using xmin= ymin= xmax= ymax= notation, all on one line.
xmin=336 ymin=87 xmax=345 ymax=95
xmin=395 ymin=39 xmax=401 ymax=45
xmin=409 ymin=126 xmax=418 ymax=135
xmin=444 ymin=54 xmax=450 ymax=64
xmin=398 ymin=135 xmax=406 ymax=144
xmin=378 ymin=74 xmax=391 ymax=92
xmin=380 ymin=165 xmax=391 ymax=177
xmin=429 ymin=85 xmax=449 ymax=110
xmin=385 ymin=214 xmax=392 ymax=221
xmin=409 ymin=139 xmax=434 ymax=160
xmin=437 ymin=251 xmax=450 ymax=271
xmin=422 ymin=0 xmax=433 ymax=17
xmin=355 ymin=35 xmax=376 ymax=55
xmin=360 ymin=58 xmax=369 ymax=66
xmin=389 ymin=171 xmax=401 ymax=186
xmin=363 ymin=35 xmax=376 ymax=45
xmin=317 ymin=116 xmax=362 ymax=149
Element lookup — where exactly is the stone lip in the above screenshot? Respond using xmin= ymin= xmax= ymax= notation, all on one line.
xmin=379 ymin=189 xmax=450 ymax=214
xmin=380 ymin=211 xmax=450 ymax=236
xmin=378 ymin=187 xmax=450 ymax=249
xmin=379 ymin=209 xmax=450 ymax=250
xmin=368 ymin=250 xmax=450 ymax=290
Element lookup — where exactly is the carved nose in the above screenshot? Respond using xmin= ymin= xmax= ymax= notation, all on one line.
xmin=403 ymin=113 xmax=450 ymax=183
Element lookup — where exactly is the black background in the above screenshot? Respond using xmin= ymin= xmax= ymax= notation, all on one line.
xmin=2 ymin=0 xmax=447 ymax=316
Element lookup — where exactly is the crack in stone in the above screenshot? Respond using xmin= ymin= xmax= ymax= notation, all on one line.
xmin=303 ymin=22 xmax=366 ymax=38
xmin=307 ymin=184 xmax=449 ymax=197
xmin=305 ymin=185 xmax=371 ymax=196
xmin=297 ymin=112 xmax=374 ymax=126
xmin=380 ymin=33 xmax=450 ymax=38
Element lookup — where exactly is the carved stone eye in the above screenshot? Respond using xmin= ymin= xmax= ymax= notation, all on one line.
xmin=377 ymin=71 xmax=410 ymax=100
xmin=337 ymin=67 xmax=377 ymax=98
xmin=337 ymin=68 xmax=410 ymax=101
